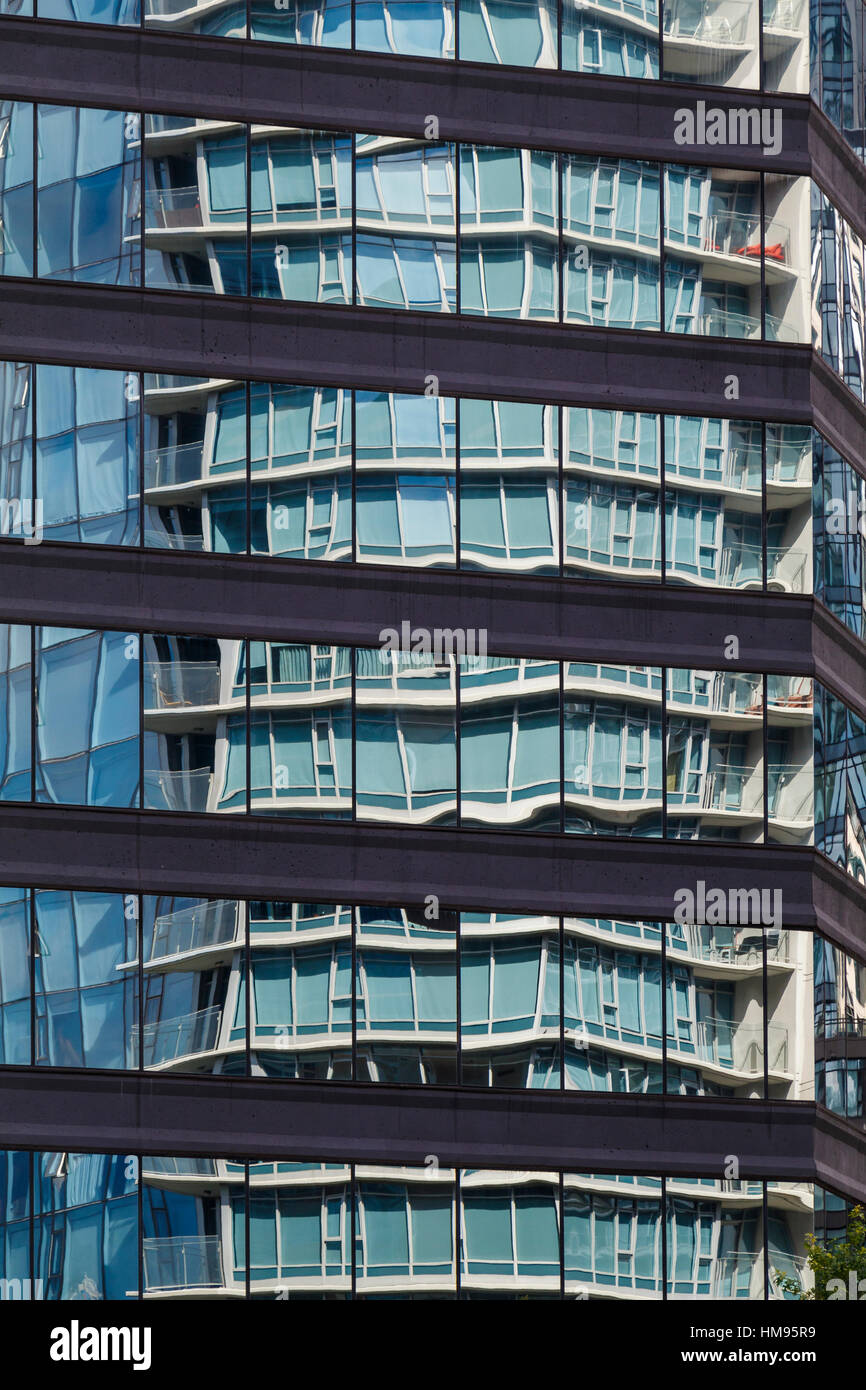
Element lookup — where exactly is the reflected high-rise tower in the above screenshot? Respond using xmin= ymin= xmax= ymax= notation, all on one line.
xmin=0 ymin=0 xmax=864 ymax=1303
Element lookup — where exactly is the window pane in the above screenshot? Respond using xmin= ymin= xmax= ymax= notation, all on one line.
xmin=38 ymin=106 xmax=141 ymax=286
xmin=144 ymin=115 xmax=247 ymax=295
xmin=143 ymin=634 xmax=245 ymax=813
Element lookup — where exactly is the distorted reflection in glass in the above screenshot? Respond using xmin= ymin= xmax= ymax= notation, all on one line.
xmin=251 ymin=127 xmax=351 ymax=302
xmin=564 ymin=1173 xmax=663 ymax=1298
xmin=564 ymin=663 xmax=663 ymax=836
xmin=563 ymin=155 xmax=660 ymax=329
xmin=356 ymin=1162 xmax=456 ymax=1298
xmin=355 ymin=645 xmax=457 ymax=825
xmin=460 ymin=145 xmax=558 ymax=319
xmin=458 ymin=0 xmax=555 ymax=66
xmin=662 ymin=0 xmax=760 ymax=88
xmin=563 ymin=407 xmax=660 ymax=580
xmin=666 ymin=667 xmax=764 ymax=842
xmin=460 ymin=398 xmax=558 ymax=573
xmin=36 ymin=365 xmax=139 ymax=545
xmin=562 ymin=0 xmax=659 ymax=78
xmin=140 ymin=895 xmax=245 ymax=1074
xmin=814 ymin=681 xmax=847 ymax=868
xmin=249 ymin=0 xmax=349 ymax=46
xmin=460 ymin=656 xmax=560 ymax=829
xmin=37 ymin=105 xmax=141 ymax=285
xmin=764 ymin=929 xmax=812 ymax=1112
xmin=763 ymin=174 xmax=810 ymax=343
xmin=356 ymin=390 xmax=455 ymax=567
xmin=461 ymin=912 xmax=560 ymax=1088
xmin=249 ymin=1158 xmax=351 ymax=1298
xmin=142 ymin=1155 xmax=245 ymax=1295
xmin=356 ymin=136 xmax=456 ymax=311
xmin=356 ymin=905 xmax=457 ymax=1084
xmin=143 ymin=634 xmax=245 ymax=813
xmin=42 ymin=0 xmax=139 ymax=20
xmin=0 ymin=887 xmax=29 ymax=1066
xmin=0 ymin=1150 xmax=30 ymax=1299
xmin=144 ymin=115 xmax=247 ymax=295
xmin=812 ymin=430 xmax=865 ymax=641
xmin=768 ymin=1178 xmax=813 ymax=1299
xmin=0 ymin=362 xmax=33 ymax=544
xmin=250 ymin=383 xmax=351 ymax=560
xmin=460 ymin=1169 xmax=560 ymax=1297
xmin=814 ymin=935 xmax=866 ymax=1125
xmin=0 ymin=624 xmax=30 ymax=801
xmin=144 ymin=373 xmax=247 ymax=553
xmin=34 ymin=1153 xmax=138 ymax=1301
xmin=0 ymin=101 xmax=34 ymax=279
xmin=249 ymin=902 xmax=351 ymax=1079
xmin=767 ymin=674 xmax=813 ymax=845
xmin=765 ymin=422 xmax=812 ymax=592
xmin=762 ymin=0 xmax=809 ymax=93
xmin=33 ymin=889 xmax=137 ymax=1071
xmin=665 ymin=922 xmax=766 ymax=1098
xmin=563 ymin=918 xmax=663 ymax=1092
xmin=356 ymin=0 xmax=453 ymax=56
xmin=665 ymin=414 xmax=763 ymax=588
xmin=35 ymin=626 xmax=140 ymax=808
xmin=666 ymin=1176 xmax=765 ymax=1299
xmin=250 ymin=642 xmax=351 ymax=817
xmin=665 ymin=166 xmax=764 ymax=339
xmin=147 ymin=0 xmax=246 ymax=36
xmin=811 ymin=186 xmax=865 ymax=403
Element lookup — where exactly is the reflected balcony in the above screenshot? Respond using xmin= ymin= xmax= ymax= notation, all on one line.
xmin=768 ymin=765 xmax=813 ymax=825
xmin=762 ymin=0 xmax=807 ymax=32
xmin=144 ymin=441 xmax=207 ymax=489
xmin=143 ymin=768 xmax=215 ymax=812
xmin=145 ymin=660 xmax=222 ymax=710
xmin=681 ymin=1017 xmax=788 ymax=1075
xmin=145 ymin=186 xmax=203 ymax=230
xmin=146 ymin=898 xmax=242 ymax=962
xmin=142 ymin=1236 xmax=231 ymax=1296
xmin=700 ymin=764 xmax=763 ymax=815
xmin=133 ymin=1004 xmax=223 ymax=1067
xmin=663 ymin=0 xmax=750 ymax=45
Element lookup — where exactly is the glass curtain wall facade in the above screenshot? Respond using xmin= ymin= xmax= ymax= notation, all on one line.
xmin=1 ymin=0 xmax=865 ymax=1311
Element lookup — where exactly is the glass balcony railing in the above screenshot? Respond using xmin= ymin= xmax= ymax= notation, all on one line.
xmin=702 ymin=764 xmax=763 ymax=814
xmin=144 ymin=441 xmax=207 ymax=489
xmin=670 ymin=1018 xmax=788 ymax=1073
xmin=762 ymin=0 xmax=807 ymax=32
xmin=143 ymin=768 xmax=215 ymax=812
xmin=146 ymin=898 xmax=241 ymax=961
xmin=133 ymin=1004 xmax=223 ymax=1067
xmin=768 ymin=765 xmax=813 ymax=822
xmin=145 ymin=186 xmax=204 ymax=229
xmin=145 ymin=661 xmax=222 ymax=710
xmin=142 ymin=1236 xmax=225 ymax=1293
xmin=663 ymin=0 xmax=750 ymax=45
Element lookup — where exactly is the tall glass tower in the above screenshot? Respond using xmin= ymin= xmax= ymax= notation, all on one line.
xmin=0 ymin=0 xmax=864 ymax=1306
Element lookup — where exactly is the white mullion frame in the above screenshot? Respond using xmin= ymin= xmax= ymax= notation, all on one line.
xmin=505 ymin=699 xmax=520 ymax=807
xmin=478 ymin=1 xmax=503 ymax=64
xmin=396 ymin=713 xmax=414 ymax=814
xmin=408 ymin=951 xmax=420 ymax=1037
xmin=498 ymin=474 xmax=510 ymax=560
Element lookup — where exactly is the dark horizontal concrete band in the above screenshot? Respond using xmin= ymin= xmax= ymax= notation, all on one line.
xmin=0 ymin=281 xmax=863 ymax=476
xmin=2 ymin=16 xmax=864 ymax=236
xmin=0 ymin=17 xmax=813 ymax=170
xmin=1 ymin=1067 xmax=865 ymax=1200
xmin=0 ymin=805 xmax=863 ymax=959
xmin=1 ymin=540 xmax=865 ymax=722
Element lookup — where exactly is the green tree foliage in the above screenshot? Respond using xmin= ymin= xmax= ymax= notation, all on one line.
xmin=773 ymin=1205 xmax=866 ymax=1300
